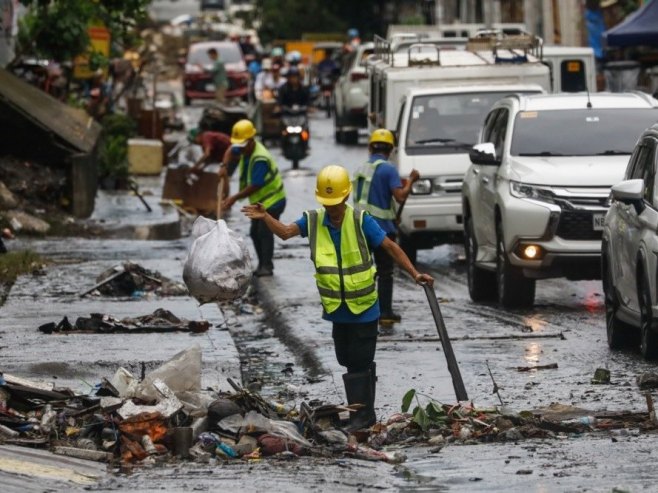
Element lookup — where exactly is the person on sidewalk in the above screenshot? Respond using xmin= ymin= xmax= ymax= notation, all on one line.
xmin=241 ymin=165 xmax=433 ymax=430
xmin=187 ymin=128 xmax=232 ymax=202
xmin=221 ymin=119 xmax=286 ymax=277
xmin=353 ymin=129 xmax=420 ymax=325
xmin=207 ymin=48 xmax=228 ymax=104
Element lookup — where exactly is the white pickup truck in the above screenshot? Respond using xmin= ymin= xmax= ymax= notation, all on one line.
xmin=376 ymin=34 xmax=551 ymax=262
xmin=392 ymin=84 xmax=546 ymax=262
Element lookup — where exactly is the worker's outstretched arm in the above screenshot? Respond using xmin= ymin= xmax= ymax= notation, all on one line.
xmin=242 ymin=204 xmax=300 ymax=240
xmin=392 ymin=169 xmax=420 ymax=204
xmin=380 ymin=236 xmax=434 ymax=286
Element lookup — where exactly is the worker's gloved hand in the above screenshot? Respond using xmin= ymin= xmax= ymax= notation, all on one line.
xmin=414 ymin=272 xmax=434 ymax=287
xmin=241 ymin=203 xmax=266 ymax=220
xmin=409 ymin=169 xmax=420 ymax=183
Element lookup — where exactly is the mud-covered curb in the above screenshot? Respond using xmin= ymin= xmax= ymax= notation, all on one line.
xmin=254 ymin=277 xmax=327 ymax=377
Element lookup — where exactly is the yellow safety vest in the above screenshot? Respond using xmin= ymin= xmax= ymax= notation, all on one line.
xmin=353 ymin=159 xmax=397 ymax=220
xmin=305 ymin=205 xmax=378 ymax=315
xmin=239 ymin=141 xmax=286 ymax=210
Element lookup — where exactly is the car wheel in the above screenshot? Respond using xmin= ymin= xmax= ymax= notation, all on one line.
xmin=399 ymin=234 xmax=417 ymax=266
xmin=465 ymin=216 xmax=496 ymax=302
xmin=496 ymin=220 xmax=535 ymax=308
xmin=639 ymin=271 xmax=658 ymax=360
xmin=602 ymin=249 xmax=635 ymax=349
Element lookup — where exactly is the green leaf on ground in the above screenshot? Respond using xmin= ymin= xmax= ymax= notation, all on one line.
xmin=401 ymin=389 xmax=416 ymax=413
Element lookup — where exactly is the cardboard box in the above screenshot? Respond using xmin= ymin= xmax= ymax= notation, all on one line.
xmin=128 ymin=139 xmax=163 ymax=175
xmin=162 ymin=164 xmax=220 ymax=214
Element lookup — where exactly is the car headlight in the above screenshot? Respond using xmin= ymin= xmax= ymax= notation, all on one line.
xmin=412 ymin=179 xmax=432 ymax=195
xmin=510 ymin=181 xmax=555 ymax=203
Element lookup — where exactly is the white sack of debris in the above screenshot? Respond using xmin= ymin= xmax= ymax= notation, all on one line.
xmin=183 ymin=217 xmax=252 ymax=303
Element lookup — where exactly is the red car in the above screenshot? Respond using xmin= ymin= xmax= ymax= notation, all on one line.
xmin=183 ymin=41 xmax=249 ymax=105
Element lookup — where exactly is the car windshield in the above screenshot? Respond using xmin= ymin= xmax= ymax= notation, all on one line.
xmin=406 ymin=92 xmax=536 ymax=153
xmin=511 ymin=108 xmax=658 ymax=156
xmin=188 ymin=44 xmax=243 ymax=65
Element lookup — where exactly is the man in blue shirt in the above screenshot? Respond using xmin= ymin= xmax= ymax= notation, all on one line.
xmin=354 ymin=129 xmax=420 ymax=325
xmin=242 ymin=165 xmax=433 ymax=430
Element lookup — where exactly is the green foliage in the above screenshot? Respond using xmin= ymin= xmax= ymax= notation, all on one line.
xmin=400 ymin=388 xmax=447 ymax=432
xmin=0 ymin=250 xmax=45 ymax=285
xmin=16 ymin=0 xmax=149 ymax=62
xmin=98 ymin=113 xmax=136 ymax=179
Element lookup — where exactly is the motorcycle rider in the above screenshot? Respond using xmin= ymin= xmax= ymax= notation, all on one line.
xmin=277 ymin=66 xmax=310 ymax=109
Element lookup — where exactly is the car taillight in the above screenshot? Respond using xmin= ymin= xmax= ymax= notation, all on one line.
xmin=350 ymin=72 xmax=368 ymax=82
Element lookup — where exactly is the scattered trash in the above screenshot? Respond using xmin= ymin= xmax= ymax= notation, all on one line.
xmin=516 ymin=363 xmax=558 ymax=372
xmin=591 ymin=368 xmax=611 ymax=385
xmin=38 ymin=309 xmax=209 ymax=334
xmin=3 ymin=351 xmax=658 ymax=471
xmin=183 ymin=217 xmax=252 ymax=304
xmin=81 ymin=261 xmax=187 ymax=298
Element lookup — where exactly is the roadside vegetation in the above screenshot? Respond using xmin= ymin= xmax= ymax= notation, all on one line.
xmin=0 ymin=250 xmax=46 ymax=305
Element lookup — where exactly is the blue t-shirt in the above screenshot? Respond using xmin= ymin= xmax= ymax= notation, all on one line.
xmin=355 ymin=154 xmax=402 ymax=234
xmin=296 ymin=210 xmax=386 ymax=323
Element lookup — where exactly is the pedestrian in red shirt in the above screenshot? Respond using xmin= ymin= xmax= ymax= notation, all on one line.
xmin=187 ymin=128 xmax=232 ymax=202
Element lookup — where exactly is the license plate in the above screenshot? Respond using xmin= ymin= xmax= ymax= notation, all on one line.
xmin=592 ymin=213 xmax=606 ymax=231
xmin=205 ymin=83 xmax=216 ymax=91
xmin=289 ymin=136 xmax=300 ymax=143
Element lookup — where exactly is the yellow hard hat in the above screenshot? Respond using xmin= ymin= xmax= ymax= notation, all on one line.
xmin=315 ymin=165 xmax=352 ymax=206
xmin=231 ymin=119 xmax=257 ymax=145
xmin=369 ymin=128 xmax=395 ymax=146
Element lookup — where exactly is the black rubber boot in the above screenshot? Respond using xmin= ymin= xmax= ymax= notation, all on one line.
xmin=378 ymin=277 xmax=401 ymax=323
xmin=342 ymin=369 xmax=376 ymax=431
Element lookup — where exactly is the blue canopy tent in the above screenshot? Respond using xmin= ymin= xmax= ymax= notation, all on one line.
xmin=605 ymin=0 xmax=658 ymax=47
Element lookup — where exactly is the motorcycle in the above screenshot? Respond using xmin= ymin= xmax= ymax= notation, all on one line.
xmin=280 ymin=105 xmax=309 ymax=170
xmin=318 ymin=72 xmax=335 ymax=118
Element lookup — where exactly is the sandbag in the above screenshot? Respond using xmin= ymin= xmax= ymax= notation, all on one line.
xmin=183 ymin=217 xmax=252 ymax=304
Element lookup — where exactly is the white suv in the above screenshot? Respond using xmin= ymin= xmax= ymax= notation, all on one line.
xmin=603 ymin=124 xmax=658 ymax=359
xmin=462 ymin=92 xmax=658 ymax=308
xmin=333 ymin=42 xmax=374 ymax=144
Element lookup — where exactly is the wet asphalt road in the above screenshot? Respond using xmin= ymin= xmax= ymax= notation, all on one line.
xmin=2 ymin=103 xmax=658 ymax=491
xmin=213 ymin=110 xmax=658 ymax=492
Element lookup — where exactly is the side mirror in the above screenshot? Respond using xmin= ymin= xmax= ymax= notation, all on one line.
xmin=469 ymin=142 xmax=498 ymax=166
xmin=612 ymin=179 xmax=645 ymax=214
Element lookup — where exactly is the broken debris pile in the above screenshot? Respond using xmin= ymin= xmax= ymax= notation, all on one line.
xmin=83 ymin=261 xmax=188 ymax=298
xmin=38 ymin=308 xmax=209 ymax=334
xmin=3 ymin=349 xmax=658 ymax=469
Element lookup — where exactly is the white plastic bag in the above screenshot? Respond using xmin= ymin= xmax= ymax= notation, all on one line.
xmin=134 ymin=345 xmax=202 ymax=402
xmin=183 ymin=217 xmax=252 ymax=304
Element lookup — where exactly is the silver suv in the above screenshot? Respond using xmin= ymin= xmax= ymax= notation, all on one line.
xmin=462 ymin=92 xmax=658 ymax=308
xmin=603 ymin=124 xmax=658 ymax=359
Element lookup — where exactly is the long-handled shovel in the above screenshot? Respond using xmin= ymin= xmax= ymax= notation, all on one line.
xmin=422 ymin=283 xmax=469 ymax=402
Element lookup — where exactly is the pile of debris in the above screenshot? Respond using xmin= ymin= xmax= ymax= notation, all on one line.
xmin=2 ymin=347 xmax=657 ymax=468
xmin=38 ymin=309 xmax=209 ymax=335
xmin=82 ymin=262 xmax=188 ymax=298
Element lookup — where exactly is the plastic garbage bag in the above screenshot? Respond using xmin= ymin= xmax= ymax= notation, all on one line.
xmin=183 ymin=217 xmax=252 ymax=304
xmin=134 ymin=346 xmax=202 ymax=402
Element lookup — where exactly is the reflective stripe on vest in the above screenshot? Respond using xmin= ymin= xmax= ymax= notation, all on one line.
xmin=353 ymin=159 xmax=397 ymax=220
xmin=239 ymin=141 xmax=286 ymax=209
xmin=305 ymin=205 xmax=378 ymax=315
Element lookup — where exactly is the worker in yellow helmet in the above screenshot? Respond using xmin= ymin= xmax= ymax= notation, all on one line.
xmin=242 ymin=165 xmax=433 ymax=431
xmin=353 ymin=128 xmax=420 ymax=325
xmin=221 ymin=119 xmax=286 ymax=277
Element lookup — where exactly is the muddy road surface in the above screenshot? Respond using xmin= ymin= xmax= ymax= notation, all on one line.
xmin=2 ymin=109 xmax=658 ymax=492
